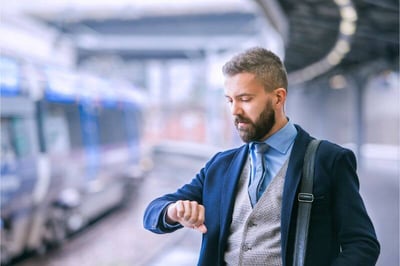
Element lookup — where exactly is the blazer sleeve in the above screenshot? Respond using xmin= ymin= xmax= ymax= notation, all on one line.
xmin=142 ymin=152 xmax=220 ymax=234
xmin=331 ymin=148 xmax=380 ymax=265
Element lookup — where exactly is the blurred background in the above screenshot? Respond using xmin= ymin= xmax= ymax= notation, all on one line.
xmin=0 ymin=0 xmax=398 ymax=265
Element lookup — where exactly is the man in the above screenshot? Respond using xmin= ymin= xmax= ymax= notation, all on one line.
xmin=143 ymin=47 xmax=380 ymax=265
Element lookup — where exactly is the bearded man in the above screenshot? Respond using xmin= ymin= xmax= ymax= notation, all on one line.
xmin=143 ymin=47 xmax=380 ymax=266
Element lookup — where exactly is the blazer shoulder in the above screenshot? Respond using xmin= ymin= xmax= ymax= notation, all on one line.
xmin=318 ymin=140 xmax=355 ymax=156
xmin=315 ymin=140 xmax=357 ymax=172
xmin=205 ymin=145 xmax=247 ymax=168
xmin=213 ymin=145 xmax=246 ymax=158
xmin=293 ymin=125 xmax=355 ymax=159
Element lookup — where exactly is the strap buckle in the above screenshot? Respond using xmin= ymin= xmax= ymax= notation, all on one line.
xmin=298 ymin=193 xmax=314 ymax=203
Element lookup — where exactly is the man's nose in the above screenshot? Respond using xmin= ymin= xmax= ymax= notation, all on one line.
xmin=230 ymin=101 xmax=242 ymax=116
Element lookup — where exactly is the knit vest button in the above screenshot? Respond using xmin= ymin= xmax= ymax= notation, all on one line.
xmin=242 ymin=243 xmax=251 ymax=251
xmin=248 ymin=221 xmax=257 ymax=227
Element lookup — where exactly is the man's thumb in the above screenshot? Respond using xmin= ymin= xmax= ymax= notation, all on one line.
xmin=195 ymin=224 xmax=207 ymax=234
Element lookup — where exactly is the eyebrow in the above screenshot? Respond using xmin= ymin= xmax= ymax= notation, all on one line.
xmin=225 ymin=93 xmax=255 ymax=99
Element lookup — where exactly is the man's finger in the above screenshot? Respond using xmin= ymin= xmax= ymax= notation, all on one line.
xmin=189 ymin=201 xmax=200 ymax=223
xmin=175 ymin=200 xmax=185 ymax=218
xmin=182 ymin=200 xmax=192 ymax=221
xmin=196 ymin=205 xmax=205 ymax=226
xmin=194 ymin=224 xmax=207 ymax=234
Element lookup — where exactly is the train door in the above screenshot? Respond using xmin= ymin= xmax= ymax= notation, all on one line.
xmin=30 ymin=100 xmax=81 ymax=247
xmin=36 ymin=68 xmax=90 ymax=238
xmin=0 ymin=56 xmax=40 ymax=264
xmin=0 ymin=98 xmax=39 ymax=264
xmin=37 ymin=100 xmax=89 ymax=237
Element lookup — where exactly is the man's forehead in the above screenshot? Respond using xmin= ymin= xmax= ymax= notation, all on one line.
xmin=225 ymin=72 xmax=256 ymax=82
xmin=224 ymin=73 xmax=263 ymax=94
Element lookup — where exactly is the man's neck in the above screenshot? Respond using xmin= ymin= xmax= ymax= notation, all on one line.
xmin=261 ymin=117 xmax=288 ymax=141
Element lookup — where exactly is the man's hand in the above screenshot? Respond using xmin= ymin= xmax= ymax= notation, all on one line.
xmin=166 ymin=200 xmax=207 ymax=234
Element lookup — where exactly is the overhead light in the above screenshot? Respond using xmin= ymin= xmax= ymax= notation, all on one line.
xmin=334 ymin=0 xmax=350 ymax=6
xmin=329 ymin=74 xmax=347 ymax=90
xmin=335 ymin=39 xmax=350 ymax=54
xmin=340 ymin=21 xmax=356 ymax=35
xmin=327 ymin=50 xmax=344 ymax=66
xmin=340 ymin=6 xmax=358 ymax=21
xmin=288 ymin=0 xmax=358 ymax=84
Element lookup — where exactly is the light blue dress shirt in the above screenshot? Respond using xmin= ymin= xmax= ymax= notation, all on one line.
xmin=163 ymin=121 xmax=298 ymax=227
xmin=249 ymin=121 xmax=298 ymax=195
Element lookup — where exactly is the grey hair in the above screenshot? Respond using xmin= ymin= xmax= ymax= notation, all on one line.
xmin=222 ymin=47 xmax=288 ymax=92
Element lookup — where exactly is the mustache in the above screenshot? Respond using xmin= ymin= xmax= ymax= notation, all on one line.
xmin=234 ymin=115 xmax=252 ymax=124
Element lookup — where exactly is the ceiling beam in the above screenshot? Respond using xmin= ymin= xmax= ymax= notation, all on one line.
xmin=253 ymin=0 xmax=289 ymax=44
xmin=73 ymin=34 xmax=259 ymax=52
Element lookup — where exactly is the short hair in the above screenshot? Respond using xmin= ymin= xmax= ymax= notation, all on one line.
xmin=222 ymin=47 xmax=288 ymax=92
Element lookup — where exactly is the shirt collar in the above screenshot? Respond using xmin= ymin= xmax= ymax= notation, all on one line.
xmin=264 ymin=121 xmax=297 ymax=154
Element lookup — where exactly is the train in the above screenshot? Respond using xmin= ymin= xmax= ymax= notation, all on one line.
xmin=0 ymin=55 xmax=150 ymax=264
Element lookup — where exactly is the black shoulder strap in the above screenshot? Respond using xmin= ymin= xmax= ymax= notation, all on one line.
xmin=293 ymin=139 xmax=321 ymax=266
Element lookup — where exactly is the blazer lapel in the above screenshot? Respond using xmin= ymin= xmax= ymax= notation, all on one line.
xmin=219 ymin=145 xmax=249 ymax=253
xmin=281 ymin=125 xmax=312 ymax=265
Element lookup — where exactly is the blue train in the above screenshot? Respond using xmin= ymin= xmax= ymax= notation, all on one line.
xmin=0 ymin=56 xmax=149 ymax=264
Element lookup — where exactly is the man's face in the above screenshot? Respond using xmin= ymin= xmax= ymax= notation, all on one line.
xmin=224 ymin=72 xmax=275 ymax=143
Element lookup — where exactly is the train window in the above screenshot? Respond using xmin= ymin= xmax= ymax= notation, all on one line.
xmin=65 ymin=105 xmax=84 ymax=149
xmin=1 ymin=118 xmax=17 ymax=174
xmin=1 ymin=117 xmax=32 ymax=159
xmin=43 ymin=103 xmax=83 ymax=151
xmin=125 ymin=108 xmax=142 ymax=140
xmin=98 ymin=108 xmax=128 ymax=146
xmin=43 ymin=104 xmax=71 ymax=154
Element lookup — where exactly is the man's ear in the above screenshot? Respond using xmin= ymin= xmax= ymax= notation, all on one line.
xmin=274 ymin=88 xmax=287 ymax=106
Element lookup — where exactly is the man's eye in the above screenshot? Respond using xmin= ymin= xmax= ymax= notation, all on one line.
xmin=240 ymin=97 xmax=251 ymax=102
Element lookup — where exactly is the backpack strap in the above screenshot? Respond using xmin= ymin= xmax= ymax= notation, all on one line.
xmin=293 ymin=139 xmax=321 ymax=266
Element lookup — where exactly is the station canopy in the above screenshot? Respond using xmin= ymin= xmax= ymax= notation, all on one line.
xmin=8 ymin=0 xmax=399 ymax=83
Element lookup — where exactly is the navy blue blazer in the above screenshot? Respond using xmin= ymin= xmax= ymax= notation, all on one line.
xmin=143 ymin=125 xmax=380 ymax=266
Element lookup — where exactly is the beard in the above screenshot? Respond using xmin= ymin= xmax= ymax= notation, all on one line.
xmin=234 ymin=100 xmax=275 ymax=143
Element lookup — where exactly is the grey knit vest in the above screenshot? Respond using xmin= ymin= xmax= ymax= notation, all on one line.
xmin=224 ymin=157 xmax=288 ymax=266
